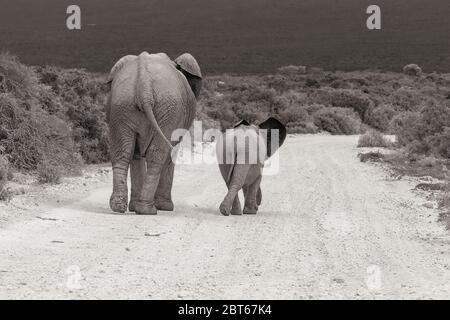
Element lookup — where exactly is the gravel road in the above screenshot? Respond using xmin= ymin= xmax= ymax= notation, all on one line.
xmin=0 ymin=135 xmax=449 ymax=299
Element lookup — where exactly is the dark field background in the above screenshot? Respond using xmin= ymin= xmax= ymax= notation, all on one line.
xmin=0 ymin=0 xmax=449 ymax=74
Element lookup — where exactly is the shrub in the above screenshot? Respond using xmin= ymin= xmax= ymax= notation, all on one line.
xmin=277 ymin=65 xmax=307 ymax=75
xmin=66 ymin=100 xmax=109 ymax=163
xmin=37 ymin=159 xmax=63 ymax=184
xmin=391 ymin=87 xmax=428 ymax=111
xmin=313 ymin=107 xmax=363 ymax=135
xmin=391 ymin=102 xmax=450 ymax=157
xmin=287 ymin=122 xmax=318 ymax=134
xmin=36 ymin=66 xmax=110 ymax=164
xmin=427 ymin=127 xmax=450 ymax=158
xmin=403 ymin=64 xmax=422 ymax=76
xmin=329 ymin=89 xmax=373 ymax=121
xmin=0 ymin=52 xmax=39 ymax=102
xmin=305 ymin=78 xmax=321 ymax=88
xmin=310 ymin=88 xmax=373 ymax=122
xmin=277 ymin=104 xmax=317 ymax=133
xmin=0 ymin=153 xmax=8 ymax=187
xmin=366 ymin=104 xmax=399 ymax=132
xmin=357 ymin=130 xmax=390 ymax=148
xmin=1 ymin=104 xmax=82 ymax=172
xmin=358 ymin=151 xmax=384 ymax=163
xmin=389 ymin=111 xmax=425 ymax=149
xmin=0 ymin=152 xmax=13 ymax=201
xmin=0 ymin=54 xmax=86 ymax=178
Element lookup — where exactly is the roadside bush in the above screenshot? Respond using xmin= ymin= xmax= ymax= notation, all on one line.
xmin=313 ymin=107 xmax=363 ymax=135
xmin=357 ymin=130 xmax=390 ymax=148
xmin=0 ymin=54 xmax=86 ymax=180
xmin=278 ymin=104 xmax=317 ymax=133
xmin=36 ymin=66 xmax=110 ymax=164
xmin=0 ymin=152 xmax=13 ymax=201
xmin=390 ymin=111 xmax=428 ymax=153
xmin=366 ymin=104 xmax=399 ymax=132
xmin=0 ymin=153 xmax=8 ymax=187
xmin=329 ymin=89 xmax=373 ymax=121
xmin=310 ymin=88 xmax=373 ymax=122
xmin=391 ymin=102 xmax=450 ymax=157
xmin=37 ymin=159 xmax=63 ymax=184
xmin=1 ymin=103 xmax=82 ymax=173
xmin=0 ymin=52 xmax=39 ymax=102
xmin=66 ymin=99 xmax=109 ymax=163
xmin=427 ymin=127 xmax=450 ymax=158
xmin=391 ymin=87 xmax=427 ymax=111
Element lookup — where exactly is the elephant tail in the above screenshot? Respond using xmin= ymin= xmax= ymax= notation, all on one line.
xmin=226 ymin=139 xmax=238 ymax=184
xmin=136 ymin=52 xmax=173 ymax=150
xmin=256 ymin=187 xmax=262 ymax=205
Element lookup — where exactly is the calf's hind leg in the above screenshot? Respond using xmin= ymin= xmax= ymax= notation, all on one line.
xmin=219 ymin=164 xmax=250 ymax=216
xmin=243 ymin=175 xmax=262 ymax=214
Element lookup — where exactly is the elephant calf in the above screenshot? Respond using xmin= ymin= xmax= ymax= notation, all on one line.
xmin=216 ymin=118 xmax=287 ymax=216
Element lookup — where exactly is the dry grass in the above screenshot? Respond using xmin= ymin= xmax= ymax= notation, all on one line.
xmin=438 ymin=187 xmax=450 ymax=229
xmin=357 ymin=151 xmax=384 ymax=163
xmin=383 ymin=152 xmax=450 ymax=180
xmin=357 ymin=130 xmax=391 ymax=148
xmin=438 ymin=211 xmax=450 ymax=230
xmin=0 ymin=153 xmax=13 ymax=201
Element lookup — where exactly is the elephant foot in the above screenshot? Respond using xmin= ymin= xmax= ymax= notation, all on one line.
xmin=128 ymin=199 xmax=138 ymax=212
xmin=110 ymin=194 xmax=128 ymax=214
xmin=243 ymin=205 xmax=258 ymax=215
xmin=155 ymin=198 xmax=174 ymax=211
xmin=219 ymin=202 xmax=231 ymax=216
xmin=231 ymin=206 xmax=242 ymax=215
xmin=135 ymin=201 xmax=157 ymax=215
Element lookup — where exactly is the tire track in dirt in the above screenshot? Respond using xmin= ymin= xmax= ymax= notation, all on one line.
xmin=0 ymin=135 xmax=448 ymax=299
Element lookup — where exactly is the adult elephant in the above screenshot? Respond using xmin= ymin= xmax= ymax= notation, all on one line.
xmin=106 ymin=52 xmax=202 ymax=215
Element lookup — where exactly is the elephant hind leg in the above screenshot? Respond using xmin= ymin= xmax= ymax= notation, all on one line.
xmin=110 ymin=128 xmax=136 ymax=213
xmin=219 ymin=165 xmax=242 ymax=216
xmin=154 ymin=156 xmax=175 ymax=211
xmin=231 ymin=195 xmax=242 ymax=215
xmin=135 ymin=144 xmax=170 ymax=215
xmin=129 ymin=158 xmax=146 ymax=212
xmin=220 ymin=164 xmax=250 ymax=216
xmin=243 ymin=176 xmax=262 ymax=215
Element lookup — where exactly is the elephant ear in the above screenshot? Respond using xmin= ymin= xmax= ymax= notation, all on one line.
xmin=259 ymin=117 xmax=287 ymax=157
xmin=107 ymin=55 xmax=137 ymax=83
xmin=233 ymin=119 xmax=250 ymax=128
xmin=175 ymin=53 xmax=203 ymax=98
xmin=174 ymin=53 xmax=202 ymax=79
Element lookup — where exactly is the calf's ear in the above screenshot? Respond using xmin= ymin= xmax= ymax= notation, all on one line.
xmin=258 ymin=117 xmax=287 ymax=157
xmin=233 ymin=119 xmax=250 ymax=128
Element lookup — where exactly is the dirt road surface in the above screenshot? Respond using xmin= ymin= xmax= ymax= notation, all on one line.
xmin=0 ymin=135 xmax=449 ymax=299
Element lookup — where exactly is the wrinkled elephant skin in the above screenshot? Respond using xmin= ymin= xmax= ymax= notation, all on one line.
xmin=107 ymin=52 xmax=202 ymax=215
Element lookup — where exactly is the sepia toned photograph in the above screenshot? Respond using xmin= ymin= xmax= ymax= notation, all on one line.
xmin=0 ymin=0 xmax=449 ymax=303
